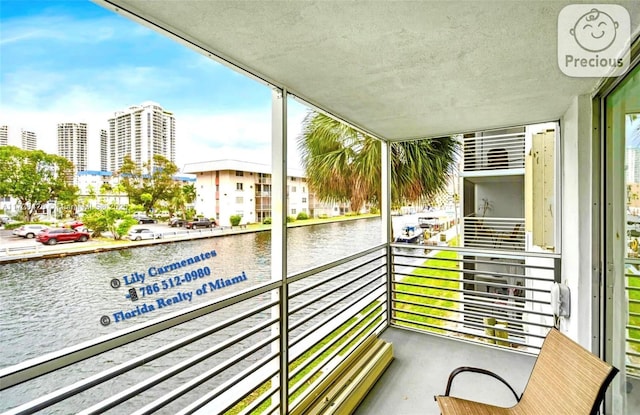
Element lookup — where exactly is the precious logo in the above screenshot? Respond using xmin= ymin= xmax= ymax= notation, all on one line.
xmin=558 ymin=5 xmax=630 ymax=77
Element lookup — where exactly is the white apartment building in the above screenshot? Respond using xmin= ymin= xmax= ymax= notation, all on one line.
xmin=0 ymin=125 xmax=8 ymax=146
xmin=183 ymin=159 xmax=310 ymax=226
xmin=57 ymin=123 xmax=88 ymax=172
xmin=108 ymin=101 xmax=176 ymax=173
xmin=20 ymin=129 xmax=37 ymax=150
xmin=0 ymin=126 xmax=37 ymax=150
xmin=100 ymin=129 xmax=108 ymax=172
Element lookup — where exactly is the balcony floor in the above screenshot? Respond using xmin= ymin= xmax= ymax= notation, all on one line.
xmin=354 ymin=327 xmax=537 ymax=415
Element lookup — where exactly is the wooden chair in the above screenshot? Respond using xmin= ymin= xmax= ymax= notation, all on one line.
xmin=435 ymin=328 xmax=618 ymax=415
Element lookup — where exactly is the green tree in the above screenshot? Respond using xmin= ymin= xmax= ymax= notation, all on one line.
xmin=298 ymin=112 xmax=459 ymax=212
xmin=0 ymin=146 xmax=78 ymax=222
xmin=82 ymin=207 xmax=137 ymax=240
xmin=169 ymin=183 xmax=197 ymax=219
xmin=118 ymin=154 xmax=179 ymax=215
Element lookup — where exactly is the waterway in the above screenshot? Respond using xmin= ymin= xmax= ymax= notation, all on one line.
xmin=0 ymin=217 xmax=386 ymax=413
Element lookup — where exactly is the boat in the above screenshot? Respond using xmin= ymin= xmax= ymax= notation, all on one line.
xmin=394 ymin=224 xmax=424 ymax=244
xmin=418 ymin=210 xmax=452 ymax=230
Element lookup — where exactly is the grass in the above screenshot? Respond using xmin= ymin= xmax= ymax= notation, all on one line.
xmin=225 ymin=302 xmax=383 ymax=414
xmin=393 ymin=248 xmax=461 ymax=334
xmin=629 ymin=273 xmax=640 ymax=354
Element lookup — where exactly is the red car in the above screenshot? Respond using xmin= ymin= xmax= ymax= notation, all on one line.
xmin=36 ymin=228 xmax=90 ymax=245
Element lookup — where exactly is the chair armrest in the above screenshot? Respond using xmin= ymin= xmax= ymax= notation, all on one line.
xmin=443 ymin=366 xmax=520 ymax=402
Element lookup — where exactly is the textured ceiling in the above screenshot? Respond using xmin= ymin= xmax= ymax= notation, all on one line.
xmin=97 ymin=0 xmax=640 ymax=140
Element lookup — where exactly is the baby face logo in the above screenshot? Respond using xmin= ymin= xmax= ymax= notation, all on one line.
xmin=570 ymin=8 xmax=618 ymax=52
xmin=558 ymin=4 xmax=630 ymax=77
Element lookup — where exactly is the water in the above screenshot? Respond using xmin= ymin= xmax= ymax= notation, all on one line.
xmin=0 ymin=217 xmax=383 ymax=412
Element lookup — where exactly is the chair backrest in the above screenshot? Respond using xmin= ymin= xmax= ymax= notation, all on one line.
xmin=517 ymin=328 xmax=618 ymax=414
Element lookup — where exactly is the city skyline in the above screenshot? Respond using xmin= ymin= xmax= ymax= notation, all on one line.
xmin=0 ymin=0 xmax=307 ymax=171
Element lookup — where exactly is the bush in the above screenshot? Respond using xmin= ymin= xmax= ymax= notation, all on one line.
xmin=230 ymin=214 xmax=242 ymax=226
xmin=263 ymin=217 xmax=272 ymax=225
xmin=296 ymin=212 xmax=309 ymax=220
xmin=318 ymin=214 xmax=329 ymax=219
xmin=369 ymin=207 xmax=380 ymax=214
xmin=286 ymin=215 xmax=296 ymax=223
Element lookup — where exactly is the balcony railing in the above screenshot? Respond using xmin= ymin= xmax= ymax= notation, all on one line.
xmin=624 ymin=258 xmax=640 ymax=379
xmin=390 ymin=243 xmax=558 ymax=352
xmin=462 ymin=132 xmax=526 ymax=172
xmin=0 ymin=246 xmax=388 ymax=414
xmin=0 ymin=242 xmax=559 ymax=413
xmin=462 ymin=216 xmax=525 ymax=251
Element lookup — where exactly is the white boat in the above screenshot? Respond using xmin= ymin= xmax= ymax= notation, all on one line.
xmin=394 ymin=224 xmax=424 ymax=244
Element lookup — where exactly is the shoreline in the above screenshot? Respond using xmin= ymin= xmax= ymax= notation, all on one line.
xmin=0 ymin=214 xmax=380 ymax=264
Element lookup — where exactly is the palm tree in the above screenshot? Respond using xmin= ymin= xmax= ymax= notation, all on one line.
xmin=169 ymin=183 xmax=197 ymax=219
xmin=298 ymin=112 xmax=459 ymax=212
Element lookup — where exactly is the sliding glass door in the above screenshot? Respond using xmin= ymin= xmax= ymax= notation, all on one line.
xmin=604 ymin=61 xmax=640 ymax=415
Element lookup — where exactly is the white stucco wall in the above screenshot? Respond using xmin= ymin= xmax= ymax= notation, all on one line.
xmin=560 ymin=93 xmax=595 ymax=349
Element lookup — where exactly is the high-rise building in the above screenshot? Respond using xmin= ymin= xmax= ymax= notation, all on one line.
xmin=57 ymin=123 xmax=88 ymax=172
xmin=100 ymin=129 xmax=108 ymax=172
xmin=108 ymin=101 xmax=176 ymax=173
xmin=0 ymin=125 xmax=8 ymax=146
xmin=21 ymin=129 xmax=37 ymax=150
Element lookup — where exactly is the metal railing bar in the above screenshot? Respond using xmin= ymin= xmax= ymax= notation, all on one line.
xmin=463 ymin=217 xmax=525 ymax=223
xmin=0 ymin=279 xmax=280 ymax=390
xmin=393 ymin=269 xmax=554 ymax=290
xmin=392 ymin=244 xmax=560 ymax=260
xmin=288 ymin=304 xmax=385 ymax=377
xmin=138 ymin=352 xmax=279 ymax=415
xmin=288 ymin=314 xmax=382 ymax=397
xmin=289 ymin=267 xmax=384 ymax=315
xmin=462 ymin=132 xmax=525 ymax=140
xmin=394 ymin=265 xmax=553 ymax=292
xmin=234 ymin=382 xmax=280 ymax=415
xmin=393 ymin=251 xmax=558 ymax=271
xmin=288 ymin=256 xmax=384 ymax=299
xmin=288 ymin=291 xmax=385 ymax=351
xmin=286 ymin=245 xmax=386 ymax=284
xmin=392 ymin=280 xmax=552 ymax=305
xmin=0 ymin=301 xmax=277 ymax=414
xmin=393 ymin=254 xmax=533 ymax=271
xmin=391 ymin=299 xmax=552 ymax=329
xmin=390 ymin=317 xmax=546 ymax=350
xmin=394 ymin=257 xmax=555 ymax=278
xmin=78 ymin=320 xmax=278 ymax=415
xmin=393 ymin=300 xmax=552 ymax=332
xmin=178 ymin=357 xmax=279 ymax=415
xmin=391 ymin=288 xmax=553 ymax=318
xmin=288 ymin=279 xmax=385 ymax=332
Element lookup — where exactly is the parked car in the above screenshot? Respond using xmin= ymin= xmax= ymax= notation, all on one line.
xmin=185 ymin=217 xmax=216 ymax=229
xmin=135 ymin=216 xmax=157 ymax=224
xmin=13 ymin=224 xmax=50 ymax=238
xmin=128 ymin=228 xmax=160 ymax=241
xmin=36 ymin=228 xmax=90 ymax=245
xmin=169 ymin=217 xmax=187 ymax=227
xmin=0 ymin=216 xmax=12 ymax=225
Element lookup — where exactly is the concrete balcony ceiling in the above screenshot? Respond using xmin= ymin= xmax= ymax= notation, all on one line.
xmin=98 ymin=0 xmax=640 ymax=140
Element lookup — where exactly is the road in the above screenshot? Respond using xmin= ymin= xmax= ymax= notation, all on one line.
xmin=0 ymin=223 xmax=174 ymax=251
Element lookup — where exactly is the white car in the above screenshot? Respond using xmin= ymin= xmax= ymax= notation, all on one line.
xmin=13 ymin=224 xmax=50 ymax=238
xmin=128 ymin=228 xmax=160 ymax=241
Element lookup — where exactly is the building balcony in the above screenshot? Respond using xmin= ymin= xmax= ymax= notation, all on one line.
xmin=462 ymin=132 xmax=526 ymax=177
xmin=462 ymin=216 xmax=525 ymax=251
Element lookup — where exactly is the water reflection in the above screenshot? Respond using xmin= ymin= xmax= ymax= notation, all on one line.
xmin=0 ymin=217 xmax=382 ymax=369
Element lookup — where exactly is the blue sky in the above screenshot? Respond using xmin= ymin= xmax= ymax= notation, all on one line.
xmin=0 ymin=0 xmax=307 ymax=169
